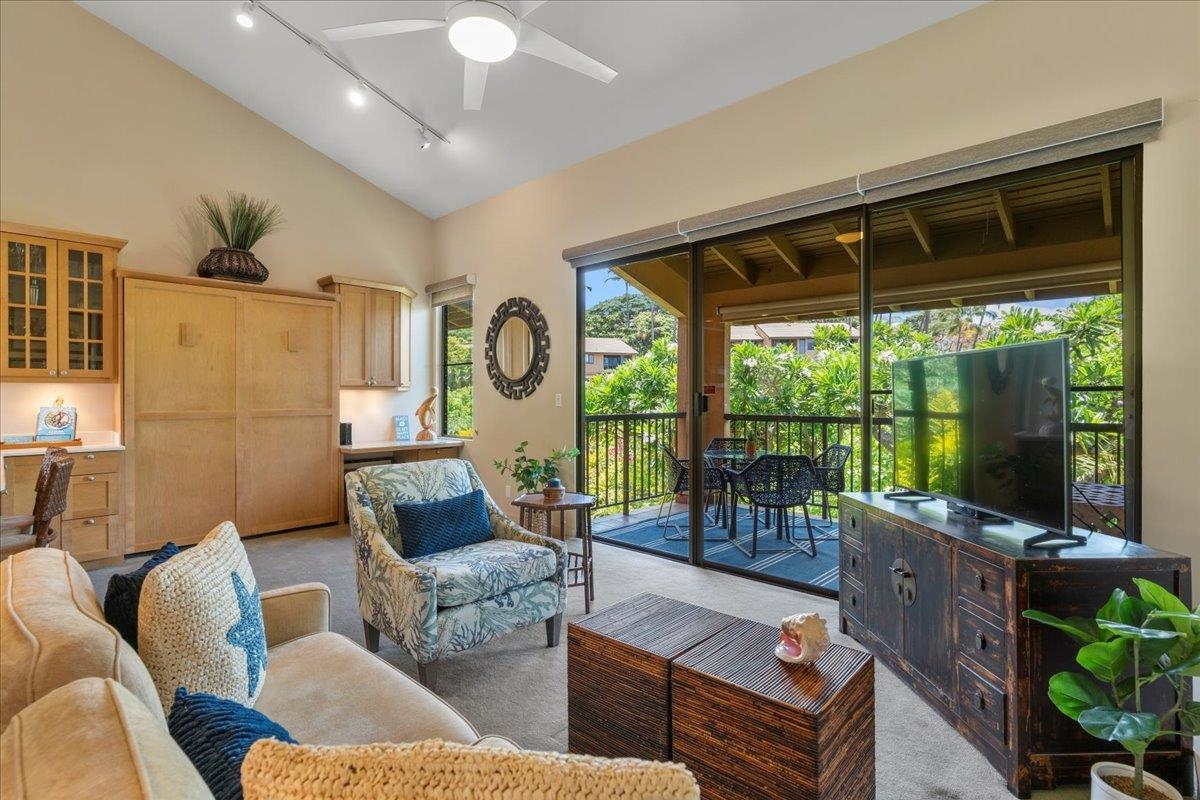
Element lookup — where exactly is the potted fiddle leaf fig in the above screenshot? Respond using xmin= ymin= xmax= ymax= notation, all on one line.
xmin=1023 ymin=579 xmax=1200 ymax=800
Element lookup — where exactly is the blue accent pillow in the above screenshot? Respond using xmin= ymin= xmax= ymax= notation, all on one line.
xmin=394 ymin=489 xmax=492 ymax=558
xmin=168 ymin=687 xmax=296 ymax=800
xmin=103 ymin=542 xmax=180 ymax=649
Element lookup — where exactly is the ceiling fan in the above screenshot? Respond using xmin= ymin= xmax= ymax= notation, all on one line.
xmin=322 ymin=1 xmax=618 ymax=111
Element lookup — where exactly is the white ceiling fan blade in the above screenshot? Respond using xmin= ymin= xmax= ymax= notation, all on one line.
xmin=464 ymin=59 xmax=489 ymax=110
xmin=322 ymin=19 xmax=445 ymax=42
xmin=517 ymin=23 xmax=617 ymax=84
xmin=510 ymin=0 xmax=549 ymax=18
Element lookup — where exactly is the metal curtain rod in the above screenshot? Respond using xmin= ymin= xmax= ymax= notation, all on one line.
xmin=255 ymin=1 xmax=450 ymax=145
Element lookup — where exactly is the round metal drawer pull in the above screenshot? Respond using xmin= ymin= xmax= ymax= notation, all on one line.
xmin=85 ymin=475 xmax=97 ymax=482
xmin=976 ymin=633 xmax=987 ymax=650
xmin=60 ymin=370 xmax=69 ymax=376
xmin=84 ymin=454 xmax=96 ymax=460
xmin=84 ymin=519 xmax=96 ymax=526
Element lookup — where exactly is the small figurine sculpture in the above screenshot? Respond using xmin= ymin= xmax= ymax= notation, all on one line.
xmin=775 ymin=612 xmax=830 ymax=664
xmin=415 ymin=388 xmax=438 ymax=442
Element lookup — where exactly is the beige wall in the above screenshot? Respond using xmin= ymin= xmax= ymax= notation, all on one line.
xmin=0 ymin=0 xmax=436 ymax=443
xmin=434 ymin=1 xmax=1200 ymax=572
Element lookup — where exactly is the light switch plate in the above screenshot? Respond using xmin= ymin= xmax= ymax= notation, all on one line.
xmin=555 ymin=393 xmax=562 ymax=407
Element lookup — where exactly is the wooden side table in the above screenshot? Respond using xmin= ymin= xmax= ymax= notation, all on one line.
xmin=512 ymin=491 xmax=596 ymax=613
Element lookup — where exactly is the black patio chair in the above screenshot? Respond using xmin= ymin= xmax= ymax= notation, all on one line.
xmin=727 ymin=454 xmax=822 ymax=559
xmin=814 ymin=444 xmax=853 ymax=520
xmin=656 ymin=444 xmax=728 ymax=541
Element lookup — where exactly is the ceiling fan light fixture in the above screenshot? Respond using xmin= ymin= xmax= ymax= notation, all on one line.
xmin=447 ymin=1 xmax=518 ymax=63
xmin=835 ymin=230 xmax=864 ymax=245
xmin=235 ymin=0 xmax=256 ymax=28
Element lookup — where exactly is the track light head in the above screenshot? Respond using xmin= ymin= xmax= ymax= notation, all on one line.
xmin=236 ymin=1 xmax=256 ymax=28
xmin=418 ymin=128 xmax=433 ymax=150
xmin=348 ymin=81 xmax=367 ymax=107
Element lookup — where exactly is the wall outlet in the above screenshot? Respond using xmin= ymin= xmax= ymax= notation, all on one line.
xmin=555 ymin=393 xmax=562 ymax=407
xmin=505 ymin=483 xmax=512 ymax=498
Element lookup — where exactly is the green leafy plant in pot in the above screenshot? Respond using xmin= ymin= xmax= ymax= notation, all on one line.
xmin=1023 ymin=579 xmax=1200 ymax=800
xmin=195 ymin=192 xmax=284 ymax=284
xmin=493 ymin=441 xmax=580 ymax=495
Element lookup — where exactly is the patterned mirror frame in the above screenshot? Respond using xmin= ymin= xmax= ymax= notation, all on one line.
xmin=484 ymin=297 xmax=550 ymax=399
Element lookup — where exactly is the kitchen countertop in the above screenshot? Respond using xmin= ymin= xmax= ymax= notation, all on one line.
xmin=1 ymin=442 xmax=125 ymax=458
xmin=340 ymin=438 xmax=465 ymax=455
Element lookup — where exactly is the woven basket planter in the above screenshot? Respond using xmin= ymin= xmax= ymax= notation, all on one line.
xmin=197 ymin=247 xmax=269 ymax=284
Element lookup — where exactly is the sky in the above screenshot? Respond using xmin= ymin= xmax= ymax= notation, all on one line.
xmin=583 ymin=268 xmax=631 ymax=310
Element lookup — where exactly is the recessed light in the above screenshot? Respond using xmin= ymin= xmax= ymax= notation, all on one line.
xmin=835 ymin=230 xmax=864 ymax=244
xmin=235 ymin=1 xmax=255 ymax=28
xmin=348 ymin=82 xmax=367 ymax=107
xmin=447 ymin=1 xmax=518 ymax=63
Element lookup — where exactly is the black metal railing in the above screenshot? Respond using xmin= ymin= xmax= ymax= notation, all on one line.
xmin=583 ymin=412 xmax=685 ymax=513
xmin=584 ymin=388 xmax=1125 ymax=518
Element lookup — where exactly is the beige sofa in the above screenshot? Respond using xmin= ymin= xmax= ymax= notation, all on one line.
xmin=0 ymin=548 xmax=514 ymax=797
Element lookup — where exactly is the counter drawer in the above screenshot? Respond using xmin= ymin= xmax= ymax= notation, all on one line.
xmin=68 ymin=451 xmax=122 ymax=475
xmin=414 ymin=447 xmax=461 ymax=461
xmin=61 ymin=516 xmax=121 ymax=563
xmin=957 ymin=603 xmax=1007 ymax=679
xmin=957 ymin=661 xmax=1007 ymax=747
xmin=839 ymin=503 xmax=863 ymax=545
xmin=958 ymin=551 xmax=1007 ymax=618
xmin=65 ymin=472 xmax=120 ymax=520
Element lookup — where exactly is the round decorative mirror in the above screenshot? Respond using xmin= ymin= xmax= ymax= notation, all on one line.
xmin=485 ymin=297 xmax=549 ymax=399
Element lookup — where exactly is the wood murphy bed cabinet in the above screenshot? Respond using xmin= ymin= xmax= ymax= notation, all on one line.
xmin=838 ymin=492 xmax=1192 ymax=798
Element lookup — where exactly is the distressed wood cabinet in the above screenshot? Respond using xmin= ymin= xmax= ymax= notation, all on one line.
xmin=838 ymin=492 xmax=1192 ymax=798
xmin=318 ymin=275 xmax=413 ymax=389
xmin=1 ymin=222 xmax=123 ymax=381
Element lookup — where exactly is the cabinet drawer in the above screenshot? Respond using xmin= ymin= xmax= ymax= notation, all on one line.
xmin=840 ymin=539 xmax=865 ymax=584
xmin=65 ymin=472 xmax=120 ymax=519
xmin=840 ymin=577 xmax=865 ymax=625
xmin=839 ymin=504 xmax=863 ymax=545
xmin=416 ymin=447 xmax=460 ymax=461
xmin=957 ymin=603 xmax=1007 ymax=679
xmin=957 ymin=661 xmax=1007 ymax=746
xmin=958 ymin=552 xmax=1007 ymax=618
xmin=61 ymin=516 xmax=121 ymax=562
xmin=69 ymin=451 xmax=121 ymax=475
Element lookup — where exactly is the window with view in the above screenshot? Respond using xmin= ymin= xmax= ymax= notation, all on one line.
xmin=441 ymin=299 xmax=473 ymax=437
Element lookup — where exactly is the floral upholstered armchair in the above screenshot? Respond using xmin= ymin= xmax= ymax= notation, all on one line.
xmin=346 ymin=459 xmax=566 ymax=689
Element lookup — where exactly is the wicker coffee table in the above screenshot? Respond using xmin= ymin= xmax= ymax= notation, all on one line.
xmin=567 ymin=593 xmax=874 ymax=800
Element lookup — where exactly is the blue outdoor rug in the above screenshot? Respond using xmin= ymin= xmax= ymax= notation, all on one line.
xmin=596 ymin=508 xmax=841 ymax=592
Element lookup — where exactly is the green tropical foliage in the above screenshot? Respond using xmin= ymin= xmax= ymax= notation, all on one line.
xmin=1023 ymin=581 xmax=1200 ymax=799
xmin=585 ymin=292 xmax=677 ymax=354
xmin=584 ymin=339 xmax=678 ymax=414
xmin=445 ymin=323 xmax=474 ymax=437
xmin=196 ymin=192 xmax=283 ymax=250
xmin=493 ymin=441 xmax=581 ymax=493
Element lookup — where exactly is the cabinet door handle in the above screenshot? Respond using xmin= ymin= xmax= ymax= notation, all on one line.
xmin=60 ymin=370 xmax=69 ymax=376
xmin=890 ymin=565 xmax=912 ymax=578
xmin=974 ymin=691 xmax=986 ymax=711
xmin=48 ymin=370 xmax=57 ymax=376
xmin=83 ymin=519 xmax=96 ymax=526
xmin=974 ymin=571 xmax=986 ymax=591
xmin=975 ymin=632 xmax=987 ymax=651
xmin=85 ymin=475 xmax=97 ymax=482
xmin=849 ymin=595 xmax=858 ymax=607
xmin=850 ymin=555 xmax=858 ymax=569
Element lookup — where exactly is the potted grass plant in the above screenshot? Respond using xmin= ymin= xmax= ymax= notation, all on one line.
xmin=195 ymin=192 xmax=284 ymax=284
xmin=1023 ymin=579 xmax=1200 ymax=800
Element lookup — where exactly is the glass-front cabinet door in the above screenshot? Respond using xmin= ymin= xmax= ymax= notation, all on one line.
xmin=57 ymin=241 xmax=115 ymax=379
xmin=1 ymin=229 xmax=118 ymax=380
xmin=2 ymin=233 xmax=59 ymax=378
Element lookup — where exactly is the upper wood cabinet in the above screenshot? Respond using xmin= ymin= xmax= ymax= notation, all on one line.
xmin=318 ymin=275 xmax=414 ymax=389
xmin=1 ymin=222 xmax=124 ymax=381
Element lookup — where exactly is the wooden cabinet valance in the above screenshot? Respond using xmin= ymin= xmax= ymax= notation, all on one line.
xmin=318 ymin=275 xmax=414 ymax=389
xmin=1 ymin=221 xmax=125 ymax=381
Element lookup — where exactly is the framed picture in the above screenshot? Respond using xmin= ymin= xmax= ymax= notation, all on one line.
xmin=393 ymin=415 xmax=411 ymax=443
xmin=36 ymin=403 xmax=77 ymax=441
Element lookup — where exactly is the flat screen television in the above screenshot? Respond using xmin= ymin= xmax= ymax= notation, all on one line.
xmin=891 ymin=339 xmax=1070 ymax=535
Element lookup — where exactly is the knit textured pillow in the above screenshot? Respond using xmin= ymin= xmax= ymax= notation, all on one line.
xmin=169 ymin=687 xmax=296 ymax=800
xmin=241 ymin=739 xmax=700 ymax=800
xmin=139 ymin=522 xmax=268 ymax=713
xmin=393 ymin=489 xmax=492 ymax=558
xmin=104 ymin=541 xmax=180 ymax=649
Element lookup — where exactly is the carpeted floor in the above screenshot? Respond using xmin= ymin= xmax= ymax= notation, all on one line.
xmin=597 ymin=506 xmax=842 ymax=591
xmin=88 ymin=524 xmax=1086 ymax=800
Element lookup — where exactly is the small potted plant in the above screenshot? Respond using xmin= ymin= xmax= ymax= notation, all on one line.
xmin=1023 ymin=579 xmax=1200 ymax=800
xmin=195 ymin=192 xmax=284 ymax=284
xmin=493 ymin=441 xmax=580 ymax=496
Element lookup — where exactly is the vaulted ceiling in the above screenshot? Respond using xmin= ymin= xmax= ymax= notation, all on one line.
xmin=77 ymin=1 xmax=981 ymax=217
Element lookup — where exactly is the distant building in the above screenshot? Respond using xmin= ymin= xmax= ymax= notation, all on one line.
xmin=729 ymin=321 xmax=857 ymax=355
xmin=584 ymin=337 xmax=638 ymax=375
